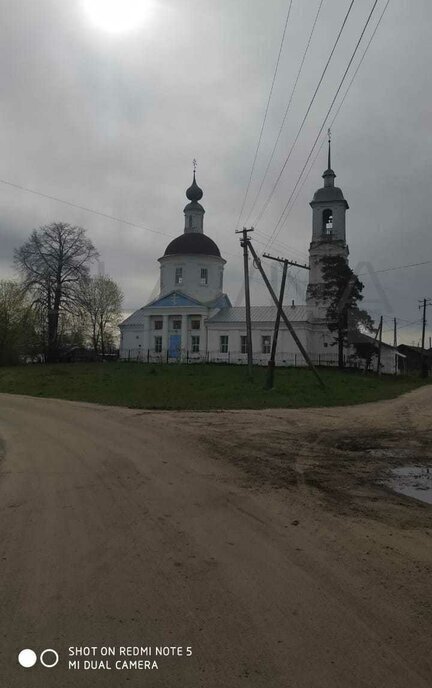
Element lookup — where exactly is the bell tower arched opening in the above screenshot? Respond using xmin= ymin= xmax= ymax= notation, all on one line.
xmin=322 ymin=209 xmax=333 ymax=235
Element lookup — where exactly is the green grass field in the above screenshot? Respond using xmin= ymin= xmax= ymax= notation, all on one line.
xmin=0 ymin=362 xmax=427 ymax=410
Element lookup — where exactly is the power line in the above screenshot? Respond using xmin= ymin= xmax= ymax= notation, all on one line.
xmin=0 ymin=177 xmax=172 ymax=239
xmin=382 ymin=318 xmax=421 ymax=334
xmin=234 ymin=0 xmax=294 ymax=231
xmin=265 ymin=0 xmax=381 ymax=251
xmin=359 ymin=259 xmax=432 ymax=277
xmin=0 ymin=176 xmax=249 ymax=264
xmin=252 ymin=0 xmax=357 ymax=227
xmin=270 ymin=0 xmax=392 ymax=227
xmin=243 ymin=0 xmax=326 ymax=226
xmin=253 ymin=229 xmax=309 ymax=261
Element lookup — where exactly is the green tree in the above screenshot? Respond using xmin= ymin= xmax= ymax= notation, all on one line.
xmin=0 ymin=280 xmax=38 ymax=365
xmin=14 ymin=222 xmax=98 ymax=361
xmin=313 ymin=255 xmax=374 ymax=369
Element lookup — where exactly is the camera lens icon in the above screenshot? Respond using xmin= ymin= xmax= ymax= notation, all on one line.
xmin=18 ymin=649 xmax=37 ymax=668
xmin=40 ymin=649 xmax=59 ymax=668
xmin=18 ymin=648 xmax=59 ymax=668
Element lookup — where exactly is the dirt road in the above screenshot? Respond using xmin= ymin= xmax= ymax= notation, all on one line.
xmin=0 ymin=389 xmax=431 ymax=687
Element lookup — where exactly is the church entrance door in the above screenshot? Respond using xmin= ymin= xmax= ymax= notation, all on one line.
xmin=169 ymin=335 xmax=182 ymax=360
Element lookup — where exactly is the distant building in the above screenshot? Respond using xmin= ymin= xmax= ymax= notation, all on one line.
xmin=120 ymin=147 xmax=399 ymax=373
xmin=397 ymin=344 xmax=432 ymax=373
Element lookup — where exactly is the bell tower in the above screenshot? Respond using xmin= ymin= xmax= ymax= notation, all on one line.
xmin=306 ymin=132 xmax=349 ymax=319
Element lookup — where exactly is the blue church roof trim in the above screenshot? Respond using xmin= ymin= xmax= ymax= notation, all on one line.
xmin=146 ymin=290 xmax=204 ymax=308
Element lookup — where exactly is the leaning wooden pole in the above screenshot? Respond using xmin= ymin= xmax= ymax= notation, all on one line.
xmin=247 ymin=240 xmax=325 ymax=390
xmin=265 ymin=259 xmax=288 ymax=390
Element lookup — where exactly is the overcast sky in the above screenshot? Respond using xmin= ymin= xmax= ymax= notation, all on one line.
xmin=0 ymin=0 xmax=431 ymax=345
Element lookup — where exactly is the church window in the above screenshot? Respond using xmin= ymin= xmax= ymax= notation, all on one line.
xmin=154 ymin=319 xmax=163 ymax=330
xmin=262 ymin=335 xmax=271 ymax=354
xmin=173 ymin=319 xmax=181 ymax=331
xmin=189 ymin=216 xmax=193 ymax=229
xmin=191 ymin=319 xmax=201 ymax=330
xmin=200 ymin=268 xmax=208 ymax=285
xmin=175 ymin=267 xmax=183 ymax=284
xmin=154 ymin=336 xmax=162 ymax=353
xmin=322 ymin=209 xmax=333 ymax=234
xmin=220 ymin=335 xmax=229 ymax=353
xmin=240 ymin=336 xmax=247 ymax=354
xmin=191 ymin=336 xmax=200 ymax=353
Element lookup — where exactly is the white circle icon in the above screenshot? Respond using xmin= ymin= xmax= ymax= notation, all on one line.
xmin=18 ymin=649 xmax=37 ymax=668
xmin=40 ymin=648 xmax=59 ymax=668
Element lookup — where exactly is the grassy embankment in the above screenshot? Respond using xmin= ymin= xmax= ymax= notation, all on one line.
xmin=0 ymin=362 xmax=427 ymax=410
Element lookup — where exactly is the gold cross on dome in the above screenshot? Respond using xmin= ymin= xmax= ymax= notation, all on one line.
xmin=193 ymin=158 xmax=197 ymax=172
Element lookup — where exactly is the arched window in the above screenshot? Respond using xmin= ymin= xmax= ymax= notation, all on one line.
xmin=189 ymin=215 xmax=193 ymax=229
xmin=322 ymin=209 xmax=333 ymax=234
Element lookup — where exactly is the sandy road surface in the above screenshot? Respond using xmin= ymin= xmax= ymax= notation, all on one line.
xmin=0 ymin=390 xmax=431 ymax=688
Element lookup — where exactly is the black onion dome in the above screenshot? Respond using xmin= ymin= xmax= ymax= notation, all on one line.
xmin=164 ymin=233 xmax=221 ymax=257
xmin=186 ymin=172 xmax=203 ymax=202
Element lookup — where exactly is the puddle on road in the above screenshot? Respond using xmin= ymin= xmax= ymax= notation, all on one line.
xmin=385 ymin=465 xmax=432 ymax=505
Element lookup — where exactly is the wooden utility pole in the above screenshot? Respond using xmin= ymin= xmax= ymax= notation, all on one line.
xmin=264 ymin=258 xmax=288 ymax=390
xmin=419 ymin=298 xmax=432 ymax=378
xmin=393 ymin=317 xmax=398 ymax=374
xmin=376 ymin=316 xmax=383 ymax=374
xmin=263 ymin=253 xmax=310 ymax=390
xmin=246 ymin=240 xmax=325 ymax=389
xmin=236 ymin=227 xmax=254 ymax=379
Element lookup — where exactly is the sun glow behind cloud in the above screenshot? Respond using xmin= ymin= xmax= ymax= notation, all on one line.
xmin=82 ymin=0 xmax=156 ymax=34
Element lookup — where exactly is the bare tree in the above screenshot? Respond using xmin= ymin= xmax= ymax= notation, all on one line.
xmin=78 ymin=275 xmax=123 ymax=355
xmin=14 ymin=222 xmax=98 ymax=361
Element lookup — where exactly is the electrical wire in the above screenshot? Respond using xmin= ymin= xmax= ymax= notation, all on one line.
xmin=270 ymin=0 xmax=392 ymax=229
xmin=359 ymin=259 xmax=432 ymax=277
xmin=265 ymin=0 xmax=381 ymax=251
xmin=0 ymin=176 xmax=251 ymax=262
xmin=252 ymin=0 xmax=357 ymax=227
xmin=243 ymin=0 xmax=326 ymax=226
xmin=234 ymin=0 xmax=294 ymax=231
xmin=0 ymin=177 xmax=172 ymax=239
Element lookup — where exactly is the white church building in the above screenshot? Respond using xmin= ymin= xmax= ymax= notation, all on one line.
xmin=120 ymin=150 xmax=399 ymax=373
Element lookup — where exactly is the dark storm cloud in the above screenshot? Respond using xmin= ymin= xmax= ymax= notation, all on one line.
xmin=0 ymin=0 xmax=431 ymax=343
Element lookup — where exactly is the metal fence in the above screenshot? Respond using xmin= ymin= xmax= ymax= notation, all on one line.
xmin=119 ymin=349 xmax=354 ymax=368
